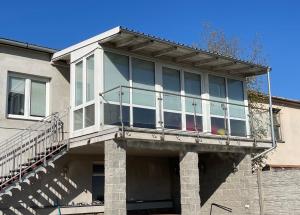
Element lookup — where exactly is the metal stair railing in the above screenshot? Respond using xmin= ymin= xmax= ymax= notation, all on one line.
xmin=0 ymin=108 xmax=70 ymax=191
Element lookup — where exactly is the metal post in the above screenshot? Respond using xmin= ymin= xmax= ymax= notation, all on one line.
xmin=192 ymin=99 xmax=200 ymax=142
xmin=158 ymin=92 xmax=164 ymax=140
xmin=267 ymin=68 xmax=276 ymax=148
xmin=222 ymin=103 xmax=230 ymax=145
xmin=119 ymin=86 xmax=124 ymax=136
xmin=252 ymin=67 xmax=276 ymax=160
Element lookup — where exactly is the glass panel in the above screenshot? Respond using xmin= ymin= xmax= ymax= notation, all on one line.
xmin=86 ymin=55 xmax=94 ymax=102
xmin=74 ymin=108 xmax=83 ymax=130
xmin=211 ymin=117 xmax=226 ymax=135
xmin=186 ymin=115 xmax=202 ymax=131
xmin=228 ymin=79 xmax=245 ymax=119
xmin=8 ymin=77 xmax=25 ymax=115
xmin=163 ymin=67 xmax=181 ymax=111
xmin=104 ymin=52 xmax=129 ymax=103
xmin=230 ymin=119 xmax=246 ymax=137
xmin=104 ymin=103 xmax=129 ymax=126
xmin=132 ymin=58 xmax=155 ymax=107
xmin=92 ymin=175 xmax=104 ymax=202
xmin=133 ymin=107 xmax=156 ymax=129
xmin=75 ymin=61 xmax=83 ymax=106
xmin=164 ymin=112 xmax=182 ymax=130
xmin=185 ymin=72 xmax=202 ymax=114
xmin=30 ymin=81 xmax=46 ymax=117
xmin=209 ymin=75 xmax=226 ymax=116
xmin=85 ymin=104 xmax=95 ymax=127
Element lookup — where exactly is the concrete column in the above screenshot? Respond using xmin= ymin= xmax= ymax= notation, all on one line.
xmin=104 ymin=139 xmax=127 ymax=215
xmin=180 ymin=151 xmax=201 ymax=215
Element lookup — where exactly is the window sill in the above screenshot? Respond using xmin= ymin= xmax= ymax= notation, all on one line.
xmin=7 ymin=114 xmax=44 ymax=121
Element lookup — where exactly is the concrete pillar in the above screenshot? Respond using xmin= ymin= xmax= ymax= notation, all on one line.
xmin=180 ymin=151 xmax=201 ymax=215
xmin=104 ymin=139 xmax=127 ymax=215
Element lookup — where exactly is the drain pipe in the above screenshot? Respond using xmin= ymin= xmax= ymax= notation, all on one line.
xmin=252 ymin=67 xmax=276 ymax=161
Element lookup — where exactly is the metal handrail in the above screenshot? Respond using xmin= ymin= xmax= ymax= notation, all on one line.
xmin=0 ymin=107 xmax=70 ymax=190
xmin=100 ymin=85 xmax=272 ymax=141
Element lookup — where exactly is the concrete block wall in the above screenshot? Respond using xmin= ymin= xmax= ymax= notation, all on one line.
xmin=260 ymin=169 xmax=300 ymax=215
xmin=180 ymin=151 xmax=201 ymax=215
xmin=104 ymin=140 xmax=127 ymax=215
xmin=199 ymin=153 xmax=260 ymax=215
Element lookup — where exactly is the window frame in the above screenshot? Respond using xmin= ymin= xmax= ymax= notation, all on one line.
xmin=208 ymin=74 xmax=249 ymax=137
xmin=101 ymin=48 xmax=249 ymax=137
xmin=272 ymin=108 xmax=283 ymax=142
xmin=73 ymin=53 xmax=96 ymax=131
xmin=7 ymin=72 xmax=50 ymax=121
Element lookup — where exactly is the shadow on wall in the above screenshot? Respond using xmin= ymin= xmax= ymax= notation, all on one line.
xmin=0 ymin=155 xmax=91 ymax=215
xmin=199 ymin=153 xmax=245 ymax=208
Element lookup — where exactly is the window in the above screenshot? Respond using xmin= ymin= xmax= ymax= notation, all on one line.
xmin=92 ymin=164 xmax=104 ymax=202
xmin=209 ymin=75 xmax=226 ymax=135
xmin=184 ymin=72 xmax=202 ymax=131
xmin=132 ymin=58 xmax=156 ymax=128
xmin=73 ymin=55 xmax=95 ymax=131
xmin=209 ymin=75 xmax=247 ymax=137
xmin=7 ymin=74 xmax=48 ymax=119
xmin=163 ymin=67 xmax=182 ymax=129
xmin=273 ymin=109 xmax=282 ymax=141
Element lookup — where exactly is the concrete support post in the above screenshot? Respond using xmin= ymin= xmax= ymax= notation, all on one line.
xmin=180 ymin=151 xmax=201 ymax=215
xmin=104 ymin=139 xmax=127 ymax=215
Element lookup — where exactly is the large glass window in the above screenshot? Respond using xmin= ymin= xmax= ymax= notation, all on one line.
xmin=228 ymin=79 xmax=246 ymax=137
xmin=8 ymin=75 xmax=48 ymax=118
xmin=8 ymin=77 xmax=25 ymax=115
xmin=92 ymin=164 xmax=104 ymax=202
xmin=75 ymin=61 xmax=83 ymax=106
xmin=132 ymin=58 xmax=156 ymax=128
xmin=184 ymin=72 xmax=202 ymax=131
xmin=163 ymin=67 xmax=182 ymax=129
xmin=86 ymin=55 xmax=94 ymax=102
xmin=209 ymin=75 xmax=227 ymax=135
xmin=104 ymin=52 xmax=129 ymax=103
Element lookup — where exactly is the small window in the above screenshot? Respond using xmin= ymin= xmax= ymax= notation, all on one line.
xmin=86 ymin=55 xmax=95 ymax=102
xmin=75 ymin=61 xmax=83 ymax=106
xmin=273 ymin=109 xmax=282 ymax=141
xmin=92 ymin=164 xmax=104 ymax=202
xmin=133 ymin=107 xmax=156 ymax=129
xmin=7 ymin=74 xmax=48 ymax=118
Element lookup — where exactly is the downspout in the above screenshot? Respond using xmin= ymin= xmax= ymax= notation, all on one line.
xmin=252 ymin=67 xmax=277 ymax=160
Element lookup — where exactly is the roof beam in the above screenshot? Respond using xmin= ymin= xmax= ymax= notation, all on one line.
xmin=115 ymin=35 xmax=138 ymax=48
xmin=128 ymin=40 xmax=154 ymax=51
xmin=175 ymin=52 xmax=198 ymax=62
xmin=227 ymin=66 xmax=254 ymax=74
xmin=194 ymin=57 xmax=219 ymax=67
xmin=211 ymin=62 xmax=237 ymax=71
xmin=152 ymin=46 xmax=177 ymax=57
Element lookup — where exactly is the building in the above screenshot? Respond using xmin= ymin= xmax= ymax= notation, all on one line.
xmin=0 ymin=27 xmax=274 ymax=215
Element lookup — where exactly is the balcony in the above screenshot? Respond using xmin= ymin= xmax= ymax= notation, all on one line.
xmin=97 ymin=85 xmax=272 ymax=150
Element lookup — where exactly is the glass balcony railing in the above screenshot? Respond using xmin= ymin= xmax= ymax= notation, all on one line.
xmin=100 ymin=86 xmax=272 ymax=142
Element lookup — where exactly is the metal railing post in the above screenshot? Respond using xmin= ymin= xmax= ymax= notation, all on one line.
xmin=192 ymin=98 xmax=200 ymax=142
xmin=119 ymin=85 xmax=124 ymax=136
xmin=222 ymin=103 xmax=230 ymax=145
xmin=158 ymin=92 xmax=164 ymax=140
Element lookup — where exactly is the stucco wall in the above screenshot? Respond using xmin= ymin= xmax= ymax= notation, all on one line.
xmin=0 ymin=44 xmax=70 ymax=142
xmin=267 ymin=103 xmax=300 ymax=166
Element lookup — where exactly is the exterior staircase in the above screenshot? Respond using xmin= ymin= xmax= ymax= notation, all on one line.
xmin=0 ymin=111 xmax=69 ymax=198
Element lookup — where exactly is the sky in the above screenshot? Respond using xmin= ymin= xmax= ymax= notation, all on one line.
xmin=1 ymin=0 xmax=299 ymax=100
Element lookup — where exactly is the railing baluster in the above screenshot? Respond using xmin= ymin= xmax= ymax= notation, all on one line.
xmin=119 ymin=85 xmax=124 ymax=136
xmin=158 ymin=92 xmax=164 ymax=140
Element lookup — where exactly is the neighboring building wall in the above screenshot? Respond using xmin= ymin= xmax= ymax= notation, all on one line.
xmin=0 ymin=44 xmax=70 ymax=142
xmin=199 ymin=153 xmax=260 ymax=215
xmin=267 ymin=101 xmax=300 ymax=166
xmin=259 ymin=169 xmax=300 ymax=215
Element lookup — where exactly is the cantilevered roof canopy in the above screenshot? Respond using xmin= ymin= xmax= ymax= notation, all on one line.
xmin=52 ymin=26 xmax=269 ymax=77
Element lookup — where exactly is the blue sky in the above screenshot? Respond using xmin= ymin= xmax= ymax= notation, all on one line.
xmin=1 ymin=0 xmax=299 ymax=100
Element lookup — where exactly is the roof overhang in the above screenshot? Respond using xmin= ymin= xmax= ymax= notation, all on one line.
xmin=52 ymin=26 xmax=270 ymax=77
